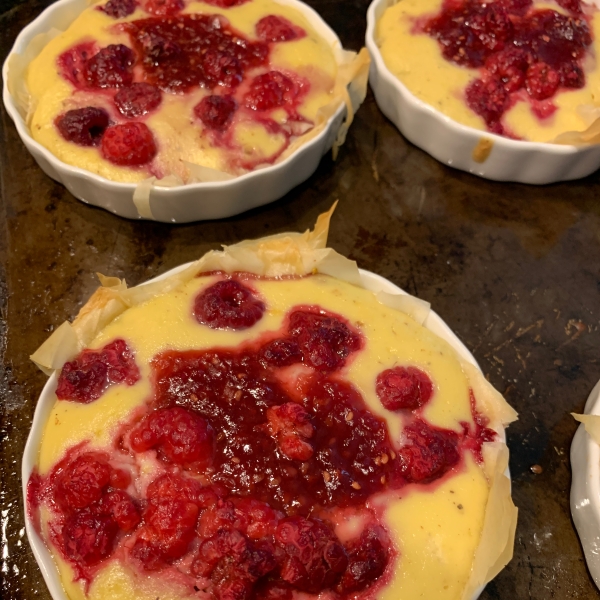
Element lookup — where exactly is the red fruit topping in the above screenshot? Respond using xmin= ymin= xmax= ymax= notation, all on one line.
xmin=125 ymin=15 xmax=268 ymax=92
xmin=485 ymin=47 xmax=530 ymax=93
xmin=58 ymin=42 xmax=97 ymax=87
xmin=465 ymin=77 xmax=508 ymax=131
xmin=376 ymin=366 xmax=433 ymax=411
xmin=56 ymin=339 xmax=140 ymax=403
xmin=461 ymin=390 xmax=497 ymax=462
xmin=558 ymin=63 xmax=585 ymax=89
xmin=275 ymin=517 xmax=347 ymax=593
xmin=114 ymin=82 xmax=162 ymax=118
xmin=193 ymin=280 xmax=265 ymax=330
xmin=288 ymin=309 xmax=362 ymax=371
xmin=143 ymin=0 xmax=184 ymax=16
xmin=496 ymin=0 xmax=532 ymax=15
xmin=109 ymin=468 xmax=132 ymax=489
xmin=394 ymin=419 xmax=460 ymax=483
xmin=130 ymin=537 xmax=164 ymax=570
xmin=145 ymin=496 xmax=200 ymax=559
xmin=244 ymin=71 xmax=297 ymax=111
xmin=556 ymin=0 xmax=581 ymax=13
xmin=525 ymin=62 xmax=560 ymax=100
xmin=85 ymin=44 xmax=136 ymax=88
xmin=256 ymin=15 xmax=306 ymax=43
xmin=146 ymin=472 xmax=217 ymax=507
xmin=259 ymin=338 xmax=302 ymax=367
xmin=253 ymin=581 xmax=293 ymax=600
xmin=100 ymin=489 xmax=140 ymax=531
xmin=194 ymin=95 xmax=237 ymax=131
xmin=100 ymin=0 xmax=137 ymax=18
xmin=337 ymin=527 xmax=389 ymax=594
xmin=201 ymin=0 xmax=249 ymax=6
xmin=62 ymin=511 xmax=119 ymax=565
xmin=267 ymin=403 xmax=314 ymax=461
xmin=101 ymin=122 xmax=157 ymax=166
xmin=198 ymin=499 xmax=249 ymax=539
xmin=56 ymin=454 xmax=111 ymax=511
xmin=231 ymin=497 xmax=279 ymax=539
xmin=129 ymin=406 xmax=214 ymax=466
xmin=55 ymin=107 xmax=109 ymax=147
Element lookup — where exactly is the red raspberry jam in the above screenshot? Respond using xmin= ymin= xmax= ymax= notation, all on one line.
xmin=423 ymin=0 xmax=593 ymax=134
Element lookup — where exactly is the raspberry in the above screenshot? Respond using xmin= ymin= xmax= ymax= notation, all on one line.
xmin=201 ymin=0 xmax=249 ymax=6
xmin=109 ymin=468 xmax=132 ymax=489
xmin=525 ymin=62 xmax=560 ymax=100
xmin=337 ymin=527 xmax=389 ymax=594
xmin=146 ymin=472 xmax=217 ymax=507
xmin=267 ymin=403 xmax=314 ymax=461
xmin=56 ymin=454 xmax=111 ymax=511
xmin=259 ymin=338 xmax=302 ymax=367
xmin=394 ymin=419 xmax=460 ymax=483
xmin=194 ymin=95 xmax=237 ymax=131
xmin=244 ymin=71 xmax=297 ymax=111
xmin=100 ymin=0 xmax=137 ymax=18
xmin=58 ymin=42 xmax=97 ymax=87
xmin=376 ymin=366 xmax=433 ymax=411
xmin=231 ymin=497 xmax=280 ymax=539
xmin=56 ymin=339 xmax=140 ymax=403
xmin=145 ymin=496 xmax=200 ymax=558
xmin=130 ymin=406 xmax=214 ymax=466
xmin=558 ymin=63 xmax=585 ymax=89
xmin=55 ymin=107 xmax=109 ymax=147
xmin=101 ymin=122 xmax=157 ymax=166
xmin=100 ymin=489 xmax=140 ymax=531
xmin=256 ymin=16 xmax=306 ymax=43
xmin=202 ymin=49 xmax=243 ymax=88
xmin=275 ymin=517 xmax=347 ymax=593
xmin=556 ymin=0 xmax=581 ymax=13
xmin=114 ymin=83 xmax=162 ymax=118
xmin=253 ymin=581 xmax=293 ymax=600
xmin=130 ymin=537 xmax=164 ymax=570
xmin=496 ymin=0 xmax=532 ymax=15
xmin=193 ymin=280 xmax=265 ymax=330
xmin=143 ymin=0 xmax=183 ymax=16
xmin=62 ymin=510 xmax=119 ymax=565
xmin=198 ymin=499 xmax=249 ymax=539
xmin=465 ymin=77 xmax=508 ymax=129
xmin=288 ymin=310 xmax=361 ymax=371
xmin=85 ymin=44 xmax=136 ymax=88
xmin=485 ymin=47 xmax=530 ymax=93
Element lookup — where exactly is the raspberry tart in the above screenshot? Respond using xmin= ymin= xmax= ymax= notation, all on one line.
xmin=26 ymin=208 xmax=518 ymax=600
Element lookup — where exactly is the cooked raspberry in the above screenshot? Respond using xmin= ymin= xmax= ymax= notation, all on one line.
xmin=109 ymin=468 xmax=132 ymax=489
xmin=337 ymin=527 xmax=389 ymax=594
xmin=496 ymin=0 xmax=532 ymax=14
xmin=267 ymin=403 xmax=314 ymax=460
xmin=201 ymin=0 xmax=249 ymax=6
xmin=253 ymin=581 xmax=293 ymax=600
xmin=58 ymin=42 xmax=97 ymax=87
xmin=146 ymin=472 xmax=217 ymax=507
xmin=130 ymin=537 xmax=164 ymax=570
xmin=56 ymin=339 xmax=140 ymax=403
xmin=256 ymin=15 xmax=306 ymax=43
xmin=145 ymin=497 xmax=200 ymax=558
xmin=130 ymin=406 xmax=214 ymax=466
xmin=85 ymin=44 xmax=136 ymax=88
xmin=525 ymin=62 xmax=560 ymax=100
xmin=259 ymin=338 xmax=302 ymax=367
xmin=558 ymin=63 xmax=585 ymax=89
xmin=114 ymin=82 xmax=162 ymax=118
xmin=485 ymin=47 xmax=530 ymax=93
xmin=465 ymin=77 xmax=508 ymax=129
xmin=198 ymin=499 xmax=249 ymax=538
xmin=275 ymin=517 xmax=347 ymax=593
xmin=556 ymin=0 xmax=581 ymax=13
xmin=244 ymin=71 xmax=297 ymax=111
xmin=202 ymin=49 xmax=243 ymax=88
xmin=232 ymin=497 xmax=280 ymax=539
xmin=194 ymin=95 xmax=237 ymax=131
xmin=143 ymin=0 xmax=183 ymax=16
xmin=101 ymin=122 xmax=157 ymax=166
xmin=100 ymin=489 xmax=140 ymax=531
xmin=193 ymin=280 xmax=265 ymax=330
xmin=288 ymin=310 xmax=361 ymax=371
xmin=62 ymin=510 xmax=119 ymax=565
xmin=100 ymin=0 xmax=137 ymax=18
xmin=55 ymin=107 xmax=109 ymax=147
xmin=394 ymin=419 xmax=459 ymax=483
xmin=56 ymin=454 xmax=111 ymax=510
xmin=194 ymin=529 xmax=248 ymax=577
xmin=376 ymin=366 xmax=433 ymax=411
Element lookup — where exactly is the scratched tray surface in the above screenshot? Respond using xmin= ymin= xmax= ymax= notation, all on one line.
xmin=2 ymin=0 xmax=600 ymax=598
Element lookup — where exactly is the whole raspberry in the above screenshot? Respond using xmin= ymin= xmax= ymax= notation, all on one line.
xmin=85 ymin=44 xmax=136 ymax=88
xmin=114 ymin=83 xmax=162 ymax=118
xmin=376 ymin=366 xmax=433 ymax=411
xmin=142 ymin=0 xmax=184 ymax=16
xmin=58 ymin=42 xmax=97 ymax=87
xmin=56 ymin=454 xmax=111 ymax=511
xmin=244 ymin=71 xmax=297 ymax=111
xmin=194 ymin=95 xmax=237 ymax=131
xmin=99 ymin=0 xmax=137 ymax=18
xmin=267 ymin=403 xmax=314 ymax=461
xmin=256 ymin=15 xmax=306 ymax=43
xmin=99 ymin=489 xmax=140 ymax=531
xmin=259 ymin=338 xmax=302 ymax=367
xmin=193 ymin=279 xmax=265 ymax=330
xmin=101 ymin=122 xmax=157 ymax=166
xmin=55 ymin=107 xmax=109 ymax=146
xmin=485 ymin=48 xmax=530 ymax=93
xmin=465 ymin=77 xmax=508 ymax=129
xmin=525 ymin=62 xmax=560 ymax=100
xmin=201 ymin=49 xmax=243 ymax=88
xmin=62 ymin=510 xmax=119 ymax=565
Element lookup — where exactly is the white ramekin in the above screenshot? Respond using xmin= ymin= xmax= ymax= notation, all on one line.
xmin=3 ymin=0 xmax=350 ymax=222
xmin=365 ymin=0 xmax=600 ymax=184
xmin=570 ymin=380 xmax=600 ymax=591
xmin=23 ymin=266 xmax=494 ymax=600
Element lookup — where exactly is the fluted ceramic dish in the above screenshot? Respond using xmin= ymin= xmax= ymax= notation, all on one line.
xmin=570 ymin=379 xmax=600 ymax=590
xmin=3 ymin=0 xmax=352 ymax=222
xmin=22 ymin=266 xmax=496 ymax=600
xmin=365 ymin=0 xmax=600 ymax=184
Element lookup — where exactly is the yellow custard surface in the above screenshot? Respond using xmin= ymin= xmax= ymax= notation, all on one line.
xmin=26 ymin=0 xmax=340 ymax=182
xmin=35 ymin=272 xmax=509 ymax=600
xmin=376 ymin=0 xmax=600 ymax=142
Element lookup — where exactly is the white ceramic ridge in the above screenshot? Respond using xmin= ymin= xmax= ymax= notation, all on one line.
xmin=22 ymin=266 xmax=492 ymax=600
xmin=3 ymin=0 xmax=348 ymax=222
xmin=365 ymin=0 xmax=600 ymax=184
xmin=570 ymin=379 xmax=600 ymax=591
